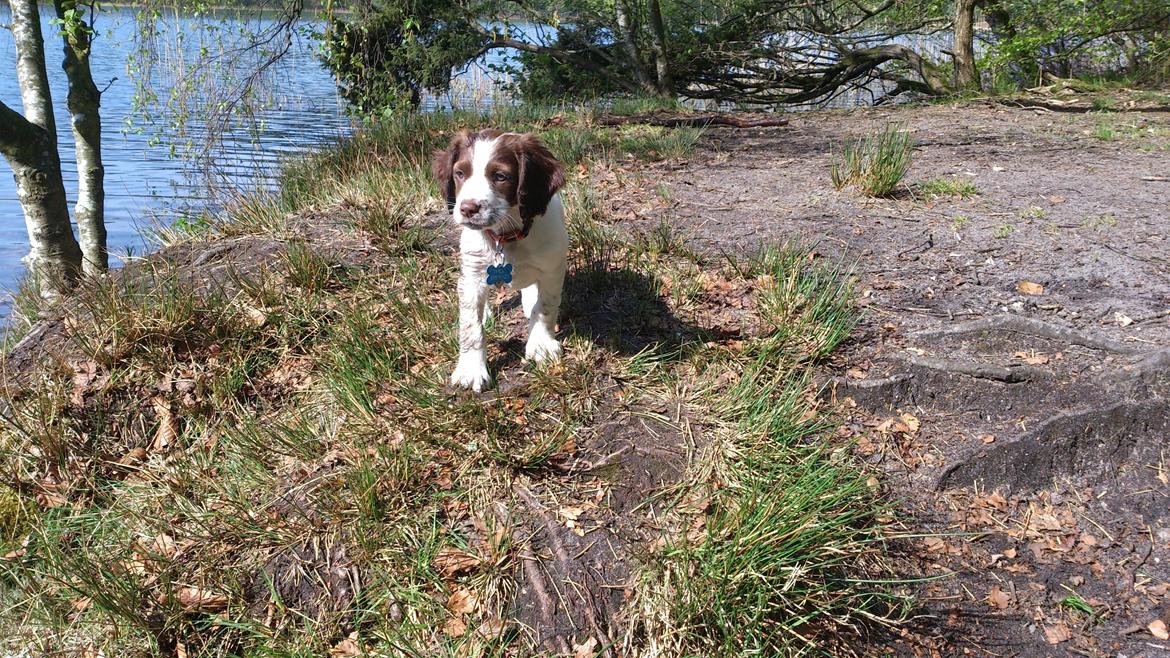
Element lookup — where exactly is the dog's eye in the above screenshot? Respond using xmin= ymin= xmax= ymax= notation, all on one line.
xmin=492 ymin=172 xmax=510 ymax=182
xmin=454 ymin=170 xmax=466 ymax=180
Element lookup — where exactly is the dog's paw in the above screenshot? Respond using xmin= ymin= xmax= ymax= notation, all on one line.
xmin=451 ymin=353 xmax=492 ymax=392
xmin=525 ymin=332 xmax=562 ymax=364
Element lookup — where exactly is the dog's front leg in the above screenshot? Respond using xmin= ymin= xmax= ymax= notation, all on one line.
xmin=451 ymin=271 xmax=492 ymax=391
xmin=521 ymin=263 xmax=565 ymax=364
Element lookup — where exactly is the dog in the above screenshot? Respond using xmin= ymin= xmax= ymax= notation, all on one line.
xmin=432 ymin=129 xmax=568 ymax=391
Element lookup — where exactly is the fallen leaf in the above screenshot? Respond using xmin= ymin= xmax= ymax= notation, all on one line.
xmin=151 ymin=397 xmax=178 ymax=452
xmin=475 ymin=618 xmax=506 ymax=640
xmin=1017 ymin=281 xmax=1045 ymax=295
xmin=433 ymin=548 xmax=480 ymax=578
xmin=1048 ymin=195 xmax=1065 ymax=204
xmin=1013 ymin=351 xmax=1049 ymax=365
xmin=1044 ymin=621 xmax=1072 ymax=644
xmin=447 ymin=587 xmax=479 ymax=615
xmin=573 ymin=637 xmax=599 ymax=658
xmin=1032 ymin=514 xmax=1063 ymax=532
xmin=330 ymin=633 xmax=361 ymax=657
xmin=1115 ymin=312 xmax=1134 ymax=327
xmin=1149 ymin=619 xmax=1169 ymax=640
xmin=981 ymin=434 xmax=997 ymax=444
xmin=987 ymin=585 xmax=1013 ymax=609
xmin=152 ymin=533 xmax=177 ymax=559
xmin=443 ymin=616 xmax=467 ymax=637
xmin=900 ymin=412 xmax=921 ymax=434
xmin=173 ymin=586 xmax=228 ymax=611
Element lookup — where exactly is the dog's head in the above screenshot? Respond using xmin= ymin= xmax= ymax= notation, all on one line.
xmin=432 ymin=129 xmax=565 ymax=234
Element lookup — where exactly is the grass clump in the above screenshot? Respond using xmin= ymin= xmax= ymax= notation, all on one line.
xmin=0 ymin=103 xmax=901 ymax=657
xmin=917 ymin=176 xmax=979 ymax=199
xmin=831 ymin=123 xmax=913 ymax=197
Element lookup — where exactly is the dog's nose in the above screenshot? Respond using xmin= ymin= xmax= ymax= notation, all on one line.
xmin=459 ymin=200 xmax=481 ymax=218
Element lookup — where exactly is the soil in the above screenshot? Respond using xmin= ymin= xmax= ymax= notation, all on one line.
xmin=599 ymin=99 xmax=1170 ymax=656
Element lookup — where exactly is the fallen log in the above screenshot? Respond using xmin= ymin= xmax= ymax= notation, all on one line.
xmin=595 ymin=112 xmax=790 ymax=128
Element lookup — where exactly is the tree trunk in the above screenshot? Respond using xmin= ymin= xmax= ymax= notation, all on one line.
xmin=54 ymin=0 xmax=107 ymax=274
xmin=5 ymin=0 xmax=83 ymax=290
xmin=646 ymin=0 xmax=673 ymax=96
xmin=953 ymin=0 xmax=979 ymax=90
xmin=614 ymin=0 xmax=655 ymax=94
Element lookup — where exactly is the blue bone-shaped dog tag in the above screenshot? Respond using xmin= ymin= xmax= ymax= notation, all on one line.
xmin=486 ymin=263 xmax=513 ymax=285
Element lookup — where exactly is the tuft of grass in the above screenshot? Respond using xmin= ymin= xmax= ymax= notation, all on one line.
xmin=1082 ymin=213 xmax=1118 ymax=231
xmin=628 ymin=244 xmax=905 ymax=656
xmin=1019 ymin=206 xmax=1046 ymax=219
xmin=917 ymin=177 xmax=979 ymax=200
xmin=951 ymin=214 xmax=971 ymax=230
xmin=993 ymin=223 xmax=1014 ymax=238
xmin=831 ymin=123 xmax=913 ymax=198
xmin=1060 ymin=594 xmax=1095 ymax=615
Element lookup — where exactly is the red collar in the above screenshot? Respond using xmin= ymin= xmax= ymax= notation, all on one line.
xmin=485 ymin=228 xmax=526 ymax=245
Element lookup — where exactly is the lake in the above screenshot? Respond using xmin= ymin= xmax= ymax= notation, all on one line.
xmin=0 ymin=5 xmax=527 ymax=313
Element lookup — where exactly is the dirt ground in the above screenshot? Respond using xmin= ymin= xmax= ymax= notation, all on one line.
xmin=597 ymin=100 xmax=1170 ymax=657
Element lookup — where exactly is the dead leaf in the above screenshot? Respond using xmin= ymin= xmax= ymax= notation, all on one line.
xmin=151 ymin=397 xmax=178 ymax=452
xmin=981 ymin=434 xmax=997 ymax=444
xmin=475 ymin=618 xmax=506 ymax=640
xmin=1017 ymin=281 xmax=1045 ymax=295
xmin=152 ymin=533 xmax=177 ymax=559
xmin=173 ymin=586 xmax=228 ymax=611
xmin=1048 ymin=195 xmax=1065 ymax=204
xmin=330 ymin=633 xmax=362 ymax=657
xmin=443 ymin=616 xmax=467 ymax=637
xmin=1044 ymin=621 xmax=1072 ymax=644
xmin=1013 ymin=351 xmax=1049 ymax=365
xmin=1032 ymin=514 xmax=1063 ymax=532
xmin=1115 ymin=312 xmax=1134 ymax=327
xmin=573 ymin=637 xmax=599 ymax=658
xmin=900 ymin=412 xmax=920 ymax=434
xmin=987 ymin=585 xmax=1013 ymax=609
xmin=1149 ymin=620 xmax=1170 ymax=640
xmin=447 ymin=587 xmax=479 ymax=615
xmin=433 ymin=547 xmax=480 ymax=578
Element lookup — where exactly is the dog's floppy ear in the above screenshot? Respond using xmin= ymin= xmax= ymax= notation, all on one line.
xmin=432 ymin=130 xmax=471 ymax=210
xmin=515 ymin=134 xmax=565 ymax=227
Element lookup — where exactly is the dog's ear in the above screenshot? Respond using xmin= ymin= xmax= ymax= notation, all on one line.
xmin=432 ymin=130 xmax=471 ymax=209
xmin=515 ymin=134 xmax=565 ymax=224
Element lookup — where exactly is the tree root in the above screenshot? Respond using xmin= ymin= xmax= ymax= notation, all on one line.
xmin=909 ymin=315 xmax=1144 ymax=355
xmin=515 ymin=484 xmax=615 ymax=658
xmin=907 ymin=355 xmax=1046 ymax=383
xmin=495 ymin=503 xmax=571 ymax=656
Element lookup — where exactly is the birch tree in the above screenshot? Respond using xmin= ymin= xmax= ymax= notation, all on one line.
xmin=1 ymin=0 xmax=106 ymax=293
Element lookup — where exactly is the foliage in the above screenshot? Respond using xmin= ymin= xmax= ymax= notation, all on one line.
xmin=982 ymin=0 xmax=1170 ymax=85
xmin=831 ymin=124 xmax=913 ymax=198
xmin=321 ymin=0 xmax=487 ymax=115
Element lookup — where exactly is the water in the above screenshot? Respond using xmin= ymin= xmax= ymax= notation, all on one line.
xmin=0 ymin=5 xmax=367 ymax=303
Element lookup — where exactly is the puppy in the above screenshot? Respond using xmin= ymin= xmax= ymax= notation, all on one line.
xmin=432 ymin=129 xmax=568 ymax=391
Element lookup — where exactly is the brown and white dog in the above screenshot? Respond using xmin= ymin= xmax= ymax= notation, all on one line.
xmin=432 ymin=129 xmax=568 ymax=391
